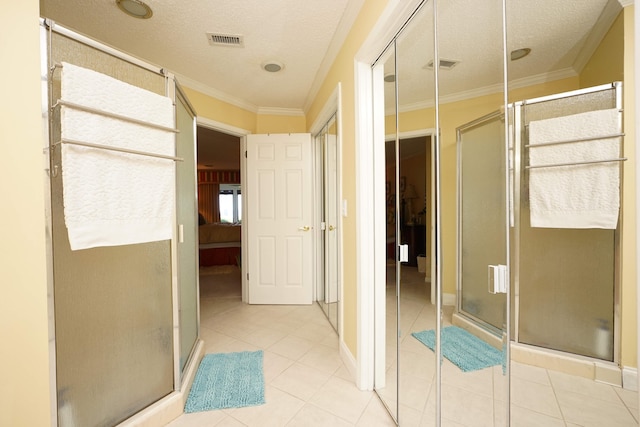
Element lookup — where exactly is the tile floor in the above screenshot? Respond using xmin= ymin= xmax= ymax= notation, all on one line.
xmin=168 ymin=265 xmax=638 ymax=426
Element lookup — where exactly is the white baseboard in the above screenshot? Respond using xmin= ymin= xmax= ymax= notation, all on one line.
xmin=339 ymin=339 xmax=359 ymax=387
xmin=623 ymin=366 xmax=638 ymax=391
xmin=117 ymin=339 xmax=205 ymax=427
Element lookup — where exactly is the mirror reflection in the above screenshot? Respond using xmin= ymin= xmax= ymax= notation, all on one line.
xmin=315 ymin=114 xmax=340 ymax=332
xmin=375 ymin=0 xmax=629 ymax=425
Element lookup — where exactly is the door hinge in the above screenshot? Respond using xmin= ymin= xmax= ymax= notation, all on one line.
xmin=245 ymin=150 xmax=248 ymax=158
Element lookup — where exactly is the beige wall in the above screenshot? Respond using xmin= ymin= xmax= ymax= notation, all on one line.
xmin=621 ymin=6 xmax=637 ymax=370
xmin=256 ymin=113 xmax=306 ymax=134
xmin=1 ymin=1 xmax=53 ymax=426
xmin=305 ymin=0 xmax=390 ymax=357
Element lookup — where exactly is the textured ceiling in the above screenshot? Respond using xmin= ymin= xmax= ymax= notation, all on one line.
xmin=41 ymin=0 xmax=355 ymax=112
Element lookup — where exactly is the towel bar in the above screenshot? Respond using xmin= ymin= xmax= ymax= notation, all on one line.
xmin=54 ymin=99 xmax=179 ymax=134
xmin=52 ymin=138 xmax=184 ymax=162
xmin=524 ymin=132 xmax=624 ymax=149
xmin=526 ymin=157 xmax=626 ymax=170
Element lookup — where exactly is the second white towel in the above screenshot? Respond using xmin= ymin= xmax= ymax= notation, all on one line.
xmin=528 ymin=108 xmax=621 ymax=229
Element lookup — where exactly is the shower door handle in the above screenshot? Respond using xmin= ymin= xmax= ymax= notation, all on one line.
xmin=488 ymin=264 xmax=507 ymax=294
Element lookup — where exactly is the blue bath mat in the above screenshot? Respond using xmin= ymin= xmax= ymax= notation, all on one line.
xmin=185 ymin=350 xmax=265 ymax=413
xmin=412 ymin=326 xmax=503 ymax=372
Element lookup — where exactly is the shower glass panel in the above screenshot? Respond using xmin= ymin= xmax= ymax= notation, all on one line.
xmin=515 ymin=86 xmax=618 ymax=360
xmin=458 ymin=113 xmax=507 ymax=330
xmin=49 ymin=30 xmax=174 ymax=427
xmin=175 ymin=87 xmax=199 ymax=373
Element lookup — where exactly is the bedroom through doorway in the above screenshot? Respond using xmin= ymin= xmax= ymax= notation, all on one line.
xmin=196 ymin=126 xmax=243 ymax=297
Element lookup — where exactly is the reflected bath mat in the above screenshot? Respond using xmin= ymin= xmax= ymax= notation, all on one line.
xmin=412 ymin=326 xmax=503 ymax=372
xmin=185 ymin=350 xmax=265 ymax=413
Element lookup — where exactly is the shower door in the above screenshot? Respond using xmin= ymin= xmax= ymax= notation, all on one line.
xmin=457 ymin=112 xmax=508 ymax=332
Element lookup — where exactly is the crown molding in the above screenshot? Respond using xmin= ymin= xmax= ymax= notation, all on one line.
xmin=574 ymin=0 xmax=623 ymax=73
xmin=386 ymin=67 xmax=578 ymax=115
xmin=174 ymin=72 xmax=259 ymax=114
xmin=302 ymin=0 xmax=366 ymax=113
xmin=257 ymin=106 xmax=305 ymax=116
xmin=618 ymin=0 xmax=634 ymax=7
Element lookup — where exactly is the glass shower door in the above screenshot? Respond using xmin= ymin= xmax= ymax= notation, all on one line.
xmin=457 ymin=112 xmax=507 ymax=331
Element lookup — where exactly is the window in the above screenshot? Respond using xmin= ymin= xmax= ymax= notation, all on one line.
xmin=219 ymin=184 xmax=241 ymax=223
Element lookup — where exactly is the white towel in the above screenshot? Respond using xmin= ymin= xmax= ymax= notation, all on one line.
xmin=528 ymin=108 xmax=621 ymax=229
xmin=61 ymin=62 xmax=175 ymax=250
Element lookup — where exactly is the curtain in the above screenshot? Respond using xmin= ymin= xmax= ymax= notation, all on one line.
xmin=198 ymin=183 xmax=220 ymax=223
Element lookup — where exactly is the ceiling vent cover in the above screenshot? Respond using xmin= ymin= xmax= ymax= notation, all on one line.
xmin=207 ymin=32 xmax=244 ymax=47
xmin=425 ymin=59 xmax=459 ymax=70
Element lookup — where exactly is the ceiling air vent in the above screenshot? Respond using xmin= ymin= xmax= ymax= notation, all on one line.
xmin=206 ymin=32 xmax=244 ymax=47
xmin=425 ymin=59 xmax=459 ymax=70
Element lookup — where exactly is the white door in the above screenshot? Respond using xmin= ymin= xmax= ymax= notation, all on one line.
xmin=247 ymin=133 xmax=313 ymax=304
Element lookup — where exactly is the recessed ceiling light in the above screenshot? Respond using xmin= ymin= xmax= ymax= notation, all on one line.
xmin=384 ymin=73 xmax=396 ymax=83
xmin=510 ymin=48 xmax=531 ymax=61
xmin=116 ymin=0 xmax=153 ymax=19
xmin=262 ymin=61 xmax=284 ymax=73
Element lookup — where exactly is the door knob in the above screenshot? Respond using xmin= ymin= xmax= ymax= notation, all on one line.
xmin=329 ymin=225 xmax=336 ymax=231
xmin=298 ymin=226 xmax=311 ymax=231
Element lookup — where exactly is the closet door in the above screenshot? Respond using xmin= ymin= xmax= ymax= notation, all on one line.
xmin=439 ymin=0 xmax=510 ymax=425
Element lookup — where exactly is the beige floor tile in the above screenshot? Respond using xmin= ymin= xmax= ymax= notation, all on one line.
xmin=441 ymin=362 xmax=494 ymax=398
xmin=399 ymin=347 xmax=436 ymax=381
xmin=262 ymin=350 xmax=295 ymax=382
xmin=240 ymin=327 xmax=288 ymax=349
xmin=334 ymin=363 xmax=354 ymax=382
xmin=355 ymin=396 xmax=397 ymax=426
xmin=268 ymin=335 xmax=315 ymax=360
xmin=510 ymin=360 xmax=550 ymax=386
xmin=616 ymin=387 xmax=640 ymax=409
xmin=203 ymin=336 xmax=260 ymax=355
xmin=309 ymin=376 xmax=374 ymax=424
xmin=271 ymin=362 xmax=332 ymax=401
xmin=510 ymin=375 xmax=562 ymax=419
xmin=548 ymin=369 xmax=621 ymax=403
xmin=298 ymin=343 xmax=344 ymax=375
xmin=214 ymin=416 xmax=249 ymax=426
xmin=438 ymin=383 xmax=496 ymax=427
xmin=166 ymin=409 xmax=228 ymax=426
xmin=494 ymin=404 xmax=565 ymax=427
xmin=285 ymin=403 xmax=352 ymax=427
xmin=226 ymin=385 xmax=305 ymax=427
xmin=556 ymin=389 xmax=639 ymax=427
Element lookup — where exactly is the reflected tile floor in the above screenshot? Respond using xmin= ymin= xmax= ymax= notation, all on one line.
xmin=168 ymin=266 xmax=638 ymax=426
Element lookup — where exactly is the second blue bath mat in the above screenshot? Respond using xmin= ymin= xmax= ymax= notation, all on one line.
xmin=412 ymin=326 xmax=503 ymax=372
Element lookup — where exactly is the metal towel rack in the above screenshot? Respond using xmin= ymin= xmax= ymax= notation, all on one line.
xmin=52 ymin=138 xmax=184 ymax=162
xmin=50 ymin=62 xmax=182 ymax=162
xmin=525 ymin=131 xmax=626 ymax=170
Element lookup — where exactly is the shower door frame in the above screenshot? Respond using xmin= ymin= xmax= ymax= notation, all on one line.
xmin=511 ymin=82 xmax=623 ymax=363
xmin=455 ymin=110 xmax=509 ymax=336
